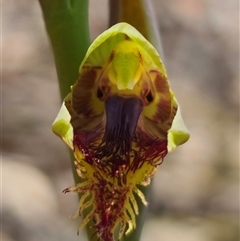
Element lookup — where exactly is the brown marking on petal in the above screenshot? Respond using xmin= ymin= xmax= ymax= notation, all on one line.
xmin=109 ymin=50 xmax=115 ymax=62
xmin=166 ymin=121 xmax=172 ymax=127
xmin=72 ymin=92 xmax=93 ymax=116
xmin=154 ymin=97 xmax=172 ymax=122
xmin=146 ymin=71 xmax=172 ymax=123
xmin=173 ymin=106 xmax=177 ymax=110
xmin=124 ymin=33 xmax=130 ymax=40
xmin=154 ymin=72 xmax=169 ymax=93
xmin=72 ymin=67 xmax=104 ymax=118
xmin=166 ymin=105 xmax=178 ymax=127
xmin=172 ymin=105 xmax=178 ymax=114
xmin=137 ymin=51 xmax=143 ymax=64
xmin=77 ymin=67 xmax=97 ymax=90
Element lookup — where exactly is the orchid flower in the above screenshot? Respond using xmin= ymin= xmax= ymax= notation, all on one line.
xmin=52 ymin=22 xmax=189 ymax=241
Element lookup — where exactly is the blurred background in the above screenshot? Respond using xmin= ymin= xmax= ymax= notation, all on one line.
xmin=2 ymin=0 xmax=239 ymax=241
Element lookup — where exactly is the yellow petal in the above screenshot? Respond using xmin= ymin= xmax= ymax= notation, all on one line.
xmin=167 ymin=100 xmax=190 ymax=152
xmin=52 ymin=94 xmax=73 ymax=149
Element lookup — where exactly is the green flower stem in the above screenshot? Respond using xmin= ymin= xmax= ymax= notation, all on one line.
xmin=38 ymin=1 xmax=98 ymax=241
xmin=38 ymin=0 xmax=90 ymax=98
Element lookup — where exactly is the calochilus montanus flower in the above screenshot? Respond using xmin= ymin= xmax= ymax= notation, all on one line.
xmin=52 ymin=22 xmax=190 ymax=241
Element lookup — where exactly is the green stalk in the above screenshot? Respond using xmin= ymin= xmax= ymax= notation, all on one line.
xmin=38 ymin=0 xmax=90 ymax=98
xmin=38 ymin=1 xmax=99 ymax=240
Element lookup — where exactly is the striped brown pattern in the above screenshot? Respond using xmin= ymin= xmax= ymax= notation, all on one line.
xmin=72 ymin=67 xmax=102 ymax=118
xmin=153 ymin=71 xmax=172 ymax=123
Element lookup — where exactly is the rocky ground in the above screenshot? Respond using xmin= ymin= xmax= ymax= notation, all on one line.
xmin=2 ymin=0 xmax=239 ymax=241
